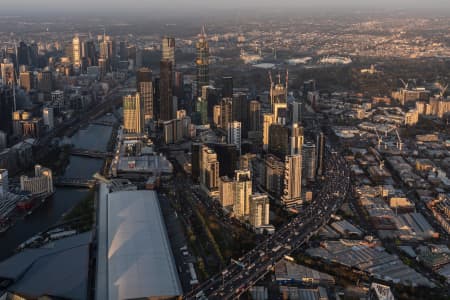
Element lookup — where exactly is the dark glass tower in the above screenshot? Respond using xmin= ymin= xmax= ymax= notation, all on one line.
xmin=196 ymin=26 xmax=209 ymax=98
xmin=159 ymin=59 xmax=174 ymax=121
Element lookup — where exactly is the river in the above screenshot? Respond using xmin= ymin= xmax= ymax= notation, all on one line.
xmin=0 ymin=120 xmax=114 ymax=260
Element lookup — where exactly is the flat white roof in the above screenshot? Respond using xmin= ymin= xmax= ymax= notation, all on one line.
xmin=97 ymin=188 xmax=182 ymax=300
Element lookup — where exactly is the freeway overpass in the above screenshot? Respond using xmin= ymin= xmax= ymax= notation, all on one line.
xmin=186 ymin=146 xmax=351 ymax=299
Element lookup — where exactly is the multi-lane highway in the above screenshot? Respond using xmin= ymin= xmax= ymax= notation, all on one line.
xmin=185 ymin=146 xmax=351 ymax=300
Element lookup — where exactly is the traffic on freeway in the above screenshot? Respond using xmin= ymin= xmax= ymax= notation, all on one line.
xmin=185 ymin=145 xmax=351 ymax=299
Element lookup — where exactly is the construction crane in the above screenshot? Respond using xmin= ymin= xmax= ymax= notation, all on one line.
xmin=437 ymin=82 xmax=448 ymax=98
xmin=400 ymin=78 xmax=409 ymax=90
xmin=369 ymin=147 xmax=384 ymax=170
xmin=395 ymin=128 xmax=403 ymax=151
xmin=374 ymin=127 xmax=383 ymax=149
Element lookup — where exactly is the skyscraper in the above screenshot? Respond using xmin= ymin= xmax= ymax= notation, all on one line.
xmin=220 ymin=97 xmax=233 ymax=129
xmin=19 ymin=71 xmax=33 ymax=92
xmin=17 ymin=41 xmax=30 ymax=67
xmin=191 ymin=143 xmax=202 ymax=183
xmin=43 ymin=107 xmax=54 ymax=130
xmin=0 ymin=86 xmax=14 ymax=134
xmin=196 ymin=26 xmax=209 ymax=97
xmin=137 ymin=68 xmax=153 ymax=121
xmin=159 ymin=59 xmax=174 ymax=121
xmin=316 ymin=131 xmax=325 ymax=176
xmin=200 ymin=145 xmax=220 ymax=196
xmin=162 ymin=36 xmax=175 ymax=66
xmin=227 ymin=121 xmax=242 ymax=153
xmin=123 ymin=93 xmax=144 ymax=134
xmin=263 ymin=113 xmax=275 ymax=151
xmin=302 ymin=142 xmax=317 ymax=183
xmin=282 ymin=154 xmax=302 ymax=208
xmin=72 ymin=34 xmax=81 ymax=69
xmin=233 ymin=169 xmax=252 ymax=218
xmin=289 ymin=100 xmax=302 ymax=125
xmin=289 ymin=124 xmax=304 ymax=155
xmin=268 ymin=124 xmax=289 ymax=159
xmin=1 ymin=59 xmax=15 ymax=87
xmin=222 ymin=76 xmax=233 ymax=98
xmin=232 ymin=92 xmax=249 ymax=136
xmin=248 ymin=100 xmax=261 ymax=132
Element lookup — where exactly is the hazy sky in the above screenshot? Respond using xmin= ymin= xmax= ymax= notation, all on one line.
xmin=3 ymin=0 xmax=450 ymax=15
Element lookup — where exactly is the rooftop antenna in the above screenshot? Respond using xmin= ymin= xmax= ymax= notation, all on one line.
xmin=438 ymin=82 xmax=448 ymax=98
xmin=400 ymin=79 xmax=409 ymax=90
xmin=285 ymin=69 xmax=289 ymax=91
xmin=201 ymin=25 xmax=206 ymax=37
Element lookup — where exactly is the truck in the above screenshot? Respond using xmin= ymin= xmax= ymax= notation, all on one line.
xmin=272 ymin=245 xmax=282 ymax=252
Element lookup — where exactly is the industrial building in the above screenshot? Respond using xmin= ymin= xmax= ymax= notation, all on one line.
xmin=96 ymin=184 xmax=182 ymax=300
xmin=0 ymin=232 xmax=92 ymax=299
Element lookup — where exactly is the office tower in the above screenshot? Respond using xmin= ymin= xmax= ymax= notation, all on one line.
xmin=232 ymin=92 xmax=249 ymax=136
xmin=200 ymin=145 xmax=220 ymax=195
xmin=0 ymin=87 xmax=14 ymax=134
xmin=0 ymin=169 xmax=8 ymax=198
xmin=163 ymin=119 xmax=183 ymax=144
xmin=227 ymin=121 xmax=242 ymax=153
xmin=1 ymin=59 xmax=15 ymax=86
xmin=159 ymin=59 xmax=174 ymax=121
xmin=264 ymin=154 xmax=285 ymax=197
xmin=0 ymin=131 xmax=6 ymax=151
xmin=222 ymin=76 xmax=233 ymax=98
xmin=249 ymin=100 xmax=261 ymax=132
xmin=37 ymin=71 xmax=53 ymax=93
xmin=174 ymin=71 xmax=184 ymax=100
xmin=263 ymin=113 xmax=274 ymax=151
xmin=17 ymin=41 xmax=30 ymax=67
xmin=119 ymin=41 xmax=128 ymax=61
xmin=137 ymin=68 xmax=153 ymax=121
xmin=191 ymin=143 xmax=202 ymax=182
xmin=204 ymin=86 xmax=220 ymax=121
xmin=84 ymin=40 xmax=97 ymax=66
xmin=233 ymin=169 xmax=252 ymax=218
xmin=162 ymin=36 xmax=175 ymax=66
xmin=302 ymin=142 xmax=317 ymax=183
xmin=29 ymin=43 xmax=38 ymax=67
xmin=19 ymin=71 xmax=33 ymax=92
xmin=43 ymin=107 xmax=54 ymax=130
xmin=268 ymin=124 xmax=289 ymax=159
xmin=123 ymin=93 xmax=144 ymax=134
xmin=316 ymin=131 xmax=325 ymax=176
xmin=196 ymin=26 xmax=209 ymax=97
xmin=209 ymin=143 xmax=238 ymax=178
xmin=289 ymin=124 xmax=304 ymax=155
xmin=249 ymin=193 xmax=270 ymax=228
xmin=220 ymin=97 xmax=233 ymax=129
xmin=219 ymin=176 xmax=234 ymax=207
xmin=289 ymin=100 xmax=302 ymax=125
xmin=153 ymin=77 xmax=160 ymax=120
xmin=213 ymin=105 xmax=221 ymax=126
xmin=282 ymin=154 xmax=302 ymax=208
xmin=72 ymin=35 xmax=81 ymax=69
xmin=20 ymin=165 xmax=54 ymax=195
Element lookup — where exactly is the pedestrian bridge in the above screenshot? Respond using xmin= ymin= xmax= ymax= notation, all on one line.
xmin=69 ymin=148 xmax=113 ymax=159
xmin=54 ymin=178 xmax=97 ymax=188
